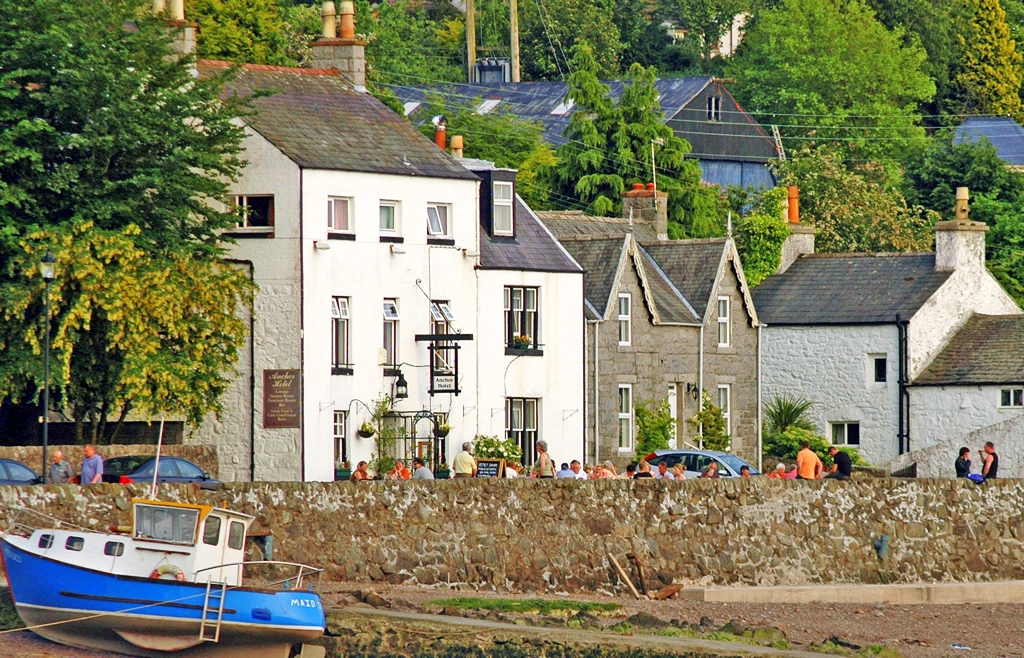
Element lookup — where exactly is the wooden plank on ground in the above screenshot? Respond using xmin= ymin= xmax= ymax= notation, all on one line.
xmin=607 ymin=552 xmax=641 ymax=599
xmin=652 ymin=583 xmax=685 ymax=600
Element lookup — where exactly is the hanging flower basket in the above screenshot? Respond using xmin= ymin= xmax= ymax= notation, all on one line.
xmin=436 ymin=424 xmax=451 ymax=438
xmin=358 ymin=422 xmax=376 ymax=439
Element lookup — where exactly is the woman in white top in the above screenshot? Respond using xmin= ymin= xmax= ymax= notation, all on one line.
xmin=505 ymin=459 xmax=519 ymax=477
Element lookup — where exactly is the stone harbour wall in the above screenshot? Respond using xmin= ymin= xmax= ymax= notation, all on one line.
xmin=1 ymin=478 xmax=1023 ymax=592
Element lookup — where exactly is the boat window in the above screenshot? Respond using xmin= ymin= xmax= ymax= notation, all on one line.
xmin=104 ymin=541 xmax=125 ymax=557
xmin=203 ymin=516 xmax=222 ymax=546
xmin=228 ymin=521 xmax=245 ymax=551
xmin=38 ymin=534 xmax=53 ymax=549
xmin=134 ymin=504 xmax=200 ymax=545
xmin=66 ymin=536 xmax=84 ymax=552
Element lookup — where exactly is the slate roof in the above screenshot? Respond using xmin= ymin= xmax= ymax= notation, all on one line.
xmin=540 ymin=211 xmax=659 ymax=242
xmin=915 ymin=315 xmax=1024 ymax=385
xmin=753 ymin=254 xmax=952 ymax=325
xmin=199 ymin=61 xmax=477 ymax=180
xmin=954 ymin=117 xmax=1024 ymax=167
xmin=558 ymin=238 xmax=628 ymax=320
xmin=641 ymin=240 xmax=727 ymax=319
xmin=634 ymin=247 xmax=701 ymax=324
xmin=389 ymin=78 xmax=712 ymax=146
xmin=479 ymin=197 xmax=582 ymax=273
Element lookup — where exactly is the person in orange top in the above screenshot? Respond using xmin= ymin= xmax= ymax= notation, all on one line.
xmin=796 ymin=441 xmax=823 ymax=480
xmin=388 ymin=460 xmax=411 ymax=480
xmin=768 ymin=463 xmax=787 ymax=479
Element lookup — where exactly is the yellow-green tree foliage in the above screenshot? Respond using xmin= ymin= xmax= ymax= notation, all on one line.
xmin=957 ymin=0 xmax=1024 ymax=117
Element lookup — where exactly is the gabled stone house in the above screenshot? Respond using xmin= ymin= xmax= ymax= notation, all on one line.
xmin=754 ymin=189 xmax=1022 ymax=466
xmin=538 ymin=185 xmax=762 ymax=467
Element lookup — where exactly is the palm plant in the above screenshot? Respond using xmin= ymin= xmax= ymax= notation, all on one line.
xmin=764 ymin=395 xmax=816 ymax=435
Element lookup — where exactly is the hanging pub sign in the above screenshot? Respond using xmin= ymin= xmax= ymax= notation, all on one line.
xmin=415 ymin=332 xmax=473 ymax=396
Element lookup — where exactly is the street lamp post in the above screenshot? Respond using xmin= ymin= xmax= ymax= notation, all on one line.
xmin=39 ymin=250 xmax=56 ymax=481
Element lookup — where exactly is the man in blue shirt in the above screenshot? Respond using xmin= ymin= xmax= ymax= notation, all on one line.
xmin=80 ymin=444 xmax=103 ymax=485
xmin=555 ymin=463 xmax=575 ymax=478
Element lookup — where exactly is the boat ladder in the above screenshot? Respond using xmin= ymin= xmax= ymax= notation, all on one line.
xmin=199 ymin=580 xmax=227 ymax=643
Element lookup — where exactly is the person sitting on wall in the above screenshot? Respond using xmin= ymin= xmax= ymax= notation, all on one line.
xmin=824 ymin=446 xmax=852 ymax=480
xmin=796 ymin=441 xmax=823 ymax=480
xmin=602 ymin=460 xmax=618 ymax=478
xmin=411 ymin=458 xmax=433 ymax=480
xmin=388 ymin=460 xmax=411 ymax=480
xmin=622 ymin=463 xmax=637 ymax=479
xmin=739 ymin=465 xmax=751 ymax=478
xmin=672 ymin=463 xmax=686 ymax=480
xmin=570 ymin=460 xmax=588 ymax=480
xmin=979 ymin=442 xmax=999 ymax=480
xmin=656 ymin=462 xmax=675 ymax=480
xmin=769 ymin=463 xmax=788 ymax=479
xmin=349 ymin=461 xmax=371 ymax=482
xmin=583 ymin=463 xmax=594 ymax=478
xmin=556 ymin=462 xmax=575 ymax=478
xmin=452 ymin=442 xmax=477 ymax=478
xmin=700 ymin=461 xmax=721 ymax=479
xmin=633 ymin=460 xmax=654 ymax=479
xmin=954 ymin=447 xmax=972 ymax=478
xmin=504 ymin=459 xmax=520 ymax=477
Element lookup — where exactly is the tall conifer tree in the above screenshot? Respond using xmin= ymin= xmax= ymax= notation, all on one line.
xmin=956 ymin=0 xmax=1023 ymax=118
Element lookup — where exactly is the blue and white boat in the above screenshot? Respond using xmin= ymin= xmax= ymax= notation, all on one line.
xmin=1 ymin=498 xmax=326 ymax=657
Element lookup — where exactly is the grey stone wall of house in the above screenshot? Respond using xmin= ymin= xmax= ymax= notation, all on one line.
xmin=590 ymin=262 xmax=699 ymax=465
xmin=700 ymin=254 xmax=760 ymax=464
xmin=0 ymin=444 xmax=219 ymax=478
xmin=4 ymin=478 xmax=1024 ymax=592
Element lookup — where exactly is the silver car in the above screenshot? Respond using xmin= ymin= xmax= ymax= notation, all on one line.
xmin=641 ymin=449 xmax=760 ymax=478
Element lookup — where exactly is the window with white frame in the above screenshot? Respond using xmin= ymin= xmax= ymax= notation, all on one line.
xmin=707 ymin=95 xmax=722 ymax=121
xmin=331 ymin=297 xmax=351 ymax=368
xmin=379 ymin=201 xmax=398 ymax=233
xmin=383 ymin=299 xmax=399 ymax=366
xmin=618 ymin=294 xmax=631 ymax=345
xmin=493 ymin=181 xmax=514 ymax=235
xmin=427 ymin=203 xmax=450 ymax=236
xmin=328 ymin=196 xmax=352 ymax=233
xmin=869 ymin=354 xmax=887 ymax=384
xmin=717 ymin=384 xmax=731 ymax=436
xmin=333 ymin=410 xmax=348 ymax=465
xmin=504 ymin=286 xmax=539 ymax=348
xmin=430 ymin=301 xmax=455 ymax=372
xmin=830 ymin=422 xmax=861 ymax=446
xmin=618 ymin=385 xmax=633 ymax=450
xmin=717 ymin=296 xmax=730 ymax=347
xmin=506 ymin=398 xmax=538 ymax=467
xmin=233 ymin=195 xmax=274 ymax=227
xmin=1001 ymin=388 xmax=1024 ymax=407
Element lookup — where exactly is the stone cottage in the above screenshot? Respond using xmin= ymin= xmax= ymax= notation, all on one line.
xmin=754 ymin=188 xmax=1022 ymax=466
xmin=538 ymin=185 xmax=762 ymax=467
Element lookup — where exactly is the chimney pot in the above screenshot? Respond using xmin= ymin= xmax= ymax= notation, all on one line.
xmin=645 ymin=182 xmax=656 ymax=191
xmin=954 ymin=186 xmax=969 ymax=221
xmin=339 ymin=1 xmax=356 ymax=39
xmin=321 ymin=1 xmax=337 ymax=39
xmin=787 ymin=185 xmax=800 ymax=223
xmin=153 ymin=0 xmax=167 ymax=13
xmin=450 ymin=135 xmax=464 ymax=158
xmin=632 ymin=183 xmax=644 ymax=191
xmin=169 ymin=0 xmax=184 ymax=21
xmin=434 ymin=125 xmax=447 ymax=150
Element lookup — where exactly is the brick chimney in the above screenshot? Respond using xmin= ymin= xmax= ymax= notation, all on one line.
xmin=154 ymin=0 xmax=197 ymax=57
xmin=777 ymin=185 xmax=815 ymax=274
xmin=934 ymin=187 xmax=988 ymax=272
xmin=310 ymin=1 xmax=367 ymax=87
xmin=622 ymin=183 xmax=668 ymax=241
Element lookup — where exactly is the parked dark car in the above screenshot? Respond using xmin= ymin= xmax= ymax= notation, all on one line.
xmin=0 ymin=458 xmax=43 ymax=485
xmin=102 ymin=456 xmax=221 ymax=490
xmin=642 ymin=449 xmax=760 ymax=478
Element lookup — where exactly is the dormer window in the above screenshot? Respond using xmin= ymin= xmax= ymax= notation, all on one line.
xmin=493 ymin=182 xmax=514 ymax=236
xmin=707 ymin=95 xmax=722 ymax=121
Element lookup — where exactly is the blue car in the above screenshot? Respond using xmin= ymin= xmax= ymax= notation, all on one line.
xmin=102 ymin=456 xmax=221 ymax=490
xmin=0 ymin=458 xmax=43 ymax=485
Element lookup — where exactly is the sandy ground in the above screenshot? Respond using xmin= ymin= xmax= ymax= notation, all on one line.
xmin=1 ymin=582 xmax=1021 ymax=657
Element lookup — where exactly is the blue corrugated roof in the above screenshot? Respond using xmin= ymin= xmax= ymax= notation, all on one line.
xmin=389 ymin=78 xmax=713 ymax=146
xmin=954 ymin=117 xmax=1024 ymax=166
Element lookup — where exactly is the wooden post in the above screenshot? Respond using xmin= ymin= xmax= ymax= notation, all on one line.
xmin=466 ymin=0 xmax=477 ymax=82
xmin=510 ymin=0 xmax=520 ymax=82
xmin=607 ymin=553 xmax=640 ymax=599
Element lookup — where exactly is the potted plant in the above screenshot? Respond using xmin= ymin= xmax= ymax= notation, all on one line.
xmin=436 ymin=423 xmax=451 ymax=438
xmin=511 ymin=334 xmax=531 ymax=349
xmin=358 ymin=421 xmax=376 ymax=439
xmin=335 ymin=460 xmax=352 ymax=481
xmin=436 ymin=460 xmax=451 ymax=480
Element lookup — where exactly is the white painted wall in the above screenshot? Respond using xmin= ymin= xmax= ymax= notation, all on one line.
xmin=761 ymin=325 xmax=899 ymax=463
xmin=475 ymin=269 xmax=585 ymax=466
xmin=907 ymin=413 xmax=1024 ymax=478
xmin=300 ymin=168 xmax=481 ymax=482
xmin=909 ymin=385 xmax=1024 ymax=451
xmin=908 ymin=262 xmax=1021 ymax=380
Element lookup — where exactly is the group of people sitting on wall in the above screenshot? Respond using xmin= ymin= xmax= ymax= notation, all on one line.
xmin=767 ymin=441 xmax=853 ymax=480
xmin=955 ymin=442 xmax=999 ymax=482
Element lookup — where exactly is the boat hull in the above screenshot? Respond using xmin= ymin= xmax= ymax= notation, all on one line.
xmin=2 ymin=538 xmax=325 ymax=657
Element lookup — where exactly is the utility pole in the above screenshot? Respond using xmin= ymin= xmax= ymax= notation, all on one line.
xmin=510 ymin=0 xmax=520 ymax=82
xmin=466 ymin=0 xmax=477 ymax=82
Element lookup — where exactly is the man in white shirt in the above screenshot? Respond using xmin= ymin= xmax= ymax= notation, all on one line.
xmin=656 ymin=462 xmax=675 ymax=480
xmin=570 ymin=459 xmax=588 ymax=480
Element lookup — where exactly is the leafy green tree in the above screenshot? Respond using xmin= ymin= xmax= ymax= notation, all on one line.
xmin=733 ymin=187 xmax=789 ymax=286
xmin=549 ymin=42 xmax=725 ymax=237
xmin=0 ymin=0 xmax=253 ymax=441
xmin=954 ymin=0 xmax=1023 ymax=118
xmin=687 ymin=390 xmax=729 ymax=451
xmin=773 ymin=147 xmax=935 ymax=253
xmin=189 ymin=0 xmax=296 ymax=65
xmin=660 ymin=0 xmax=744 ymax=68
xmin=902 ymin=135 xmax=1024 ymax=305
xmin=634 ymin=398 xmax=676 ymax=459
xmin=518 ymin=0 xmax=624 ymax=80
xmin=730 ymin=0 xmax=935 ymax=164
